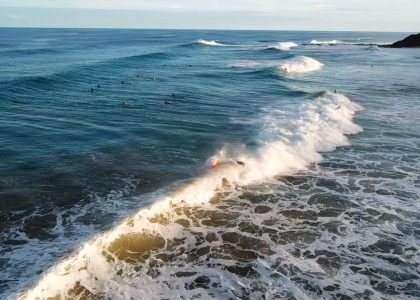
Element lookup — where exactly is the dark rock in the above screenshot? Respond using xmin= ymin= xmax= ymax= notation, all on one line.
xmin=23 ymin=214 xmax=57 ymax=240
xmin=107 ymin=231 xmax=165 ymax=263
xmin=4 ymin=239 xmax=28 ymax=246
xmin=67 ymin=281 xmax=99 ymax=299
xmin=185 ymin=275 xmax=211 ymax=290
xmin=254 ymin=205 xmax=272 ymax=214
xmin=387 ymin=33 xmax=420 ymax=48
xmin=174 ymin=271 xmax=197 ymax=277
xmin=205 ymin=233 xmax=218 ymax=243
xmin=174 ymin=218 xmax=190 ymax=228
xmin=225 ymin=265 xmax=259 ymax=278
xmin=362 ymin=240 xmax=403 ymax=255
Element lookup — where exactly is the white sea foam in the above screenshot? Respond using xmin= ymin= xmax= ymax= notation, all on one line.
xmin=197 ymin=39 xmax=223 ymax=46
xmin=310 ymin=39 xmax=343 ymax=45
xmin=19 ymin=92 xmax=363 ymax=300
xmin=278 ymin=56 xmax=324 ymax=74
xmin=272 ymin=41 xmax=298 ymax=51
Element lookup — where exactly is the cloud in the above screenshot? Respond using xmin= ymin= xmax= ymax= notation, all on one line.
xmin=308 ymin=0 xmax=334 ymax=11
xmin=5 ymin=14 xmax=25 ymax=19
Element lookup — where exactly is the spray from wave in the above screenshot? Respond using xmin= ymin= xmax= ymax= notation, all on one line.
xmin=18 ymin=91 xmax=363 ymax=299
xmin=197 ymin=39 xmax=223 ymax=47
xmin=278 ymin=56 xmax=324 ymax=74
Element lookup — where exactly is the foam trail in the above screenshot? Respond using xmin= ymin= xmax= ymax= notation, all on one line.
xmin=18 ymin=92 xmax=363 ymax=300
xmin=278 ymin=56 xmax=324 ymax=74
xmin=197 ymin=39 xmax=223 ymax=46
xmin=271 ymin=42 xmax=298 ymax=51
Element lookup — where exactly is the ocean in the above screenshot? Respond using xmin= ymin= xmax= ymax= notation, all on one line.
xmin=0 ymin=28 xmax=419 ymax=299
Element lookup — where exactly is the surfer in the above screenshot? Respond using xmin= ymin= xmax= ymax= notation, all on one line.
xmin=211 ymin=159 xmax=219 ymax=168
xmin=236 ymin=161 xmax=245 ymax=167
xmin=165 ymin=100 xmax=172 ymax=105
xmin=211 ymin=159 xmax=246 ymax=169
xmin=97 ymin=84 xmax=101 ymax=88
xmin=121 ymin=80 xmax=125 ymax=85
xmin=90 ymin=88 xmax=94 ymax=93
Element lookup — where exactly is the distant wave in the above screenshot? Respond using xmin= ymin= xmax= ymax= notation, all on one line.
xmin=303 ymin=40 xmax=382 ymax=47
xmin=365 ymin=45 xmax=381 ymax=51
xmin=278 ymin=56 xmax=324 ymax=74
xmin=1 ymin=48 xmax=61 ymax=56
xmin=1 ymin=51 xmax=169 ymax=89
xmin=197 ymin=39 xmax=223 ymax=46
xmin=20 ymin=92 xmax=363 ymax=299
xmin=270 ymin=42 xmax=298 ymax=51
xmin=310 ymin=39 xmax=343 ymax=45
xmin=231 ymin=56 xmax=324 ymax=74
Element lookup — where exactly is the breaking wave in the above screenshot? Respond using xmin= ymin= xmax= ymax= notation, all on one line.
xmin=278 ymin=56 xmax=324 ymax=74
xmin=19 ymin=91 xmax=363 ymax=299
xmin=197 ymin=39 xmax=224 ymax=47
xmin=270 ymin=42 xmax=298 ymax=51
xmin=231 ymin=56 xmax=323 ymax=74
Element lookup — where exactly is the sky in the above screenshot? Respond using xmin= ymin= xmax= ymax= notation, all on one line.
xmin=0 ymin=0 xmax=419 ymax=31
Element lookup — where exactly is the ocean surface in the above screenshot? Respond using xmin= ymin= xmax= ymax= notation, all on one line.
xmin=0 ymin=29 xmax=419 ymax=299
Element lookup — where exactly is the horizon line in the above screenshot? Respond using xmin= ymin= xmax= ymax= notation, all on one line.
xmin=0 ymin=26 xmax=415 ymax=34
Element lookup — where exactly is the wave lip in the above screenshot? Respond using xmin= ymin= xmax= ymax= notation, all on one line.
xmin=211 ymin=91 xmax=363 ymax=181
xmin=197 ymin=39 xmax=223 ymax=46
xmin=271 ymin=42 xmax=298 ymax=51
xmin=278 ymin=56 xmax=324 ymax=74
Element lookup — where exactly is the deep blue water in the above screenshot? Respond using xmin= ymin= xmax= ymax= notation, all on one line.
xmin=0 ymin=29 xmax=419 ymax=299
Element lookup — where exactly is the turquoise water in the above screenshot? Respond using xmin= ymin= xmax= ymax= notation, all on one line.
xmin=0 ymin=29 xmax=419 ymax=299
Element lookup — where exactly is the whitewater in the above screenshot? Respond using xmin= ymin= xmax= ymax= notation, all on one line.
xmin=20 ymin=92 xmax=364 ymax=299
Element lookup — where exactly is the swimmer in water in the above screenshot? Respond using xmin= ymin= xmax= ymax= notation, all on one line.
xmin=91 ymin=88 xmax=94 ymax=93
xmin=121 ymin=80 xmax=125 ymax=85
xmin=97 ymin=84 xmax=100 ymax=88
